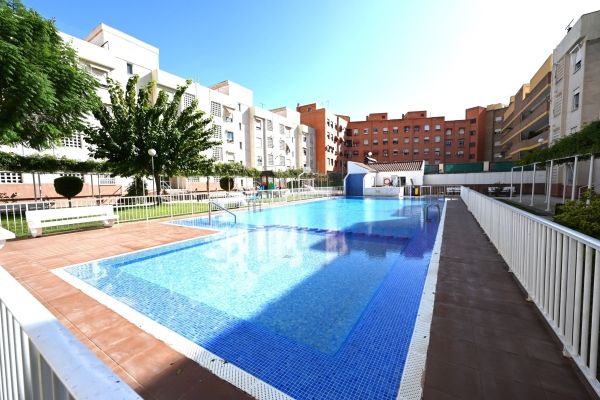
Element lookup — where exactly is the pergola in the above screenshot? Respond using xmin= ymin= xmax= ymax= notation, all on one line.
xmin=510 ymin=154 xmax=596 ymax=211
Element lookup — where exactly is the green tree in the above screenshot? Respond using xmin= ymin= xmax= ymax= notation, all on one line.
xmin=0 ymin=0 xmax=99 ymax=149
xmin=85 ymin=75 xmax=215 ymax=186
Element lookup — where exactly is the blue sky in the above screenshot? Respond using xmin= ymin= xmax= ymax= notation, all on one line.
xmin=25 ymin=0 xmax=599 ymax=120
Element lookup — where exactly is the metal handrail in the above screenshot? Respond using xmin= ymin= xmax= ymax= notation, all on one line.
xmin=208 ymin=200 xmax=236 ymax=224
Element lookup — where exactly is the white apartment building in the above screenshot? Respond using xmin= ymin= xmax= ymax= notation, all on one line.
xmin=548 ymin=11 xmax=600 ymax=193
xmin=550 ymin=10 xmax=600 ymax=142
xmin=0 ymin=23 xmax=317 ymax=199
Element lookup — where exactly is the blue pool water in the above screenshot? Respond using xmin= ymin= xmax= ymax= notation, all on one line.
xmin=65 ymin=197 xmax=443 ymax=399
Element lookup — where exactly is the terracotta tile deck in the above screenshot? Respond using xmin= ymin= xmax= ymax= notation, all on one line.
xmin=424 ymin=199 xmax=597 ymax=400
xmin=0 ymin=220 xmax=253 ymax=400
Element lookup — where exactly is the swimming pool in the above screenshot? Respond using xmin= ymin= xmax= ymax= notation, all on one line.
xmin=60 ymin=197 xmax=444 ymax=399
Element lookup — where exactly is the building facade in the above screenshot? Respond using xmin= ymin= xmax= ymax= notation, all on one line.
xmin=342 ymin=108 xmax=487 ymax=170
xmin=550 ymin=10 xmax=600 ymax=143
xmin=485 ymin=103 xmax=507 ymax=162
xmin=296 ymin=103 xmax=349 ymax=174
xmin=498 ymin=56 xmax=552 ymax=161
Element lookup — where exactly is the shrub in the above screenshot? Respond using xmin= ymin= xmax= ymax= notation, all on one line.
xmin=219 ymin=177 xmax=234 ymax=191
xmin=54 ymin=176 xmax=83 ymax=207
xmin=553 ymin=191 xmax=600 ymax=239
xmin=126 ymin=176 xmax=147 ymax=197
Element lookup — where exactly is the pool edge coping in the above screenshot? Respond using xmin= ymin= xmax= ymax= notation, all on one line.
xmin=396 ymin=198 xmax=447 ymax=400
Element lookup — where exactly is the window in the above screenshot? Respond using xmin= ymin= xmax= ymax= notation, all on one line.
xmin=212 ymin=146 xmax=223 ymax=161
xmin=469 ymin=118 xmax=476 ymax=124
xmin=187 ymin=176 xmax=202 ymax=183
xmin=373 ymin=128 xmax=378 ymax=134
xmin=363 ymin=128 xmax=369 ymax=134
xmin=392 ymin=149 xmax=399 ymax=156
xmin=424 ymin=136 xmax=430 ymax=142
xmin=434 ymin=148 xmax=440 ymax=157
xmin=0 ymin=172 xmax=22 ymax=183
xmin=458 ymin=128 xmax=465 ymax=135
xmin=403 ymin=138 xmax=409 ymax=144
xmin=469 ymin=154 xmax=475 ymax=159
xmin=413 ymin=149 xmax=419 ymax=155
xmin=62 ymin=133 xmax=82 ymax=148
xmin=413 ymin=137 xmax=419 ymax=143
xmin=373 ymin=139 xmax=379 ymax=145
xmin=457 ymin=150 xmax=464 ymax=158
xmin=445 ymin=128 xmax=452 ymax=136
xmin=226 ymin=131 xmax=234 ymax=143
xmin=403 ymin=126 xmax=410 ymax=133
xmin=257 ymin=156 xmax=263 ymax=166
xmin=403 ymin=149 xmax=409 ymax=155
xmin=279 ymin=140 xmax=285 ymax=150
xmin=210 ymin=101 xmax=222 ymax=117
xmin=383 ymin=138 xmax=388 ymax=144
xmin=183 ymin=94 xmax=195 ymax=109
xmin=353 ymin=129 xmax=359 ymax=135
xmin=445 ymin=151 xmax=451 ymax=157
xmin=573 ymin=46 xmax=582 ymax=73
xmin=494 ymin=116 xmax=502 ymax=122
xmin=279 ymin=124 xmax=285 ymax=135
xmin=458 ymin=139 xmax=464 ymax=147
xmin=226 ymin=152 xmax=235 ymax=162
xmin=383 ymin=127 xmax=388 ymax=134
xmin=98 ymin=174 xmax=115 ymax=185
xmin=413 ymin=126 xmax=420 ymax=132
xmin=423 ymin=148 xmax=430 ymax=154
xmin=267 ymin=137 xmax=273 ymax=148
xmin=383 ymin=150 xmax=389 ymax=157
xmin=59 ymin=173 xmax=83 ymax=179
xmin=256 ymin=137 xmax=262 ymax=148
xmin=469 ymin=130 xmax=475 ymax=136
xmin=212 ymin=125 xmax=222 ymax=140
xmin=553 ymin=93 xmax=563 ymax=116
xmin=393 ymin=127 xmax=399 ymax=134
xmin=279 ymin=156 xmax=285 ymax=166
xmin=424 ymin=124 xmax=430 ymax=131
xmin=267 ymin=120 xmax=273 ymax=131
xmin=573 ymin=92 xmax=580 ymax=110
xmin=435 ymin=124 xmax=441 ymax=131
xmin=393 ymin=138 xmax=399 ymax=144
xmin=364 ymin=139 xmax=369 ymax=145
xmin=445 ymin=140 xmax=452 ymax=147
xmin=255 ymin=119 xmax=262 ymax=130
xmin=434 ymin=136 xmax=441 ymax=143
xmin=126 ymin=63 xmax=133 ymax=74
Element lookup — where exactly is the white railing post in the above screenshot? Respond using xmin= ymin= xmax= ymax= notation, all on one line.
xmin=572 ymin=155 xmax=579 ymax=201
xmin=546 ymin=160 xmax=554 ymax=212
xmin=520 ymin=166 xmax=524 ymax=203
xmin=587 ymin=155 xmax=594 ymax=205
xmin=530 ymin=163 xmax=537 ymax=206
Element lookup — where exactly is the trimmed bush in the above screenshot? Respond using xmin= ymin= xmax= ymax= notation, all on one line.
xmin=553 ymin=191 xmax=600 ymax=239
xmin=54 ymin=176 xmax=83 ymax=206
xmin=219 ymin=177 xmax=234 ymax=191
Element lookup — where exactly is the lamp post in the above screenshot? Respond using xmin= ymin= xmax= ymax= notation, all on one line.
xmin=148 ymin=148 xmax=156 ymax=197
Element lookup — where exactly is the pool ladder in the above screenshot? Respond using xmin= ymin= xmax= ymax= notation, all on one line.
xmin=423 ymin=201 xmax=441 ymax=221
xmin=208 ymin=201 xmax=236 ymax=224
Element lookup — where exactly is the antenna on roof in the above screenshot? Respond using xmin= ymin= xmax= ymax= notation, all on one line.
xmin=565 ymin=19 xmax=574 ymax=32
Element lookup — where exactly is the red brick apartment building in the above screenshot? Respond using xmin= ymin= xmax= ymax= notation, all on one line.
xmin=296 ymin=103 xmax=349 ymax=173
xmin=342 ymin=108 xmax=487 ymax=171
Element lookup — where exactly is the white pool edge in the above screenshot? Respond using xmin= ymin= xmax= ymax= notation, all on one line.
xmin=396 ymin=198 xmax=447 ymax=400
xmin=52 ymin=267 xmax=292 ymax=400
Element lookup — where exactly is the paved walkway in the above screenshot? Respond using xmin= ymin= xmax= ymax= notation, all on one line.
xmin=0 ymin=220 xmax=252 ymax=400
xmin=423 ymin=199 xmax=596 ymax=400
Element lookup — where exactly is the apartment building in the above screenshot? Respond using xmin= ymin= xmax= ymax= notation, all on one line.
xmin=343 ymin=107 xmax=487 ymax=169
xmin=0 ymin=24 xmax=318 ymax=198
xmin=485 ymin=103 xmax=507 ymax=161
xmin=498 ymin=56 xmax=552 ymax=161
xmin=550 ymin=10 xmax=600 ymax=142
xmin=296 ymin=103 xmax=349 ymax=174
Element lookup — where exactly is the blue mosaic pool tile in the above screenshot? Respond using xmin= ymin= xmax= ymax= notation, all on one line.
xmin=66 ymin=198 xmax=444 ymax=400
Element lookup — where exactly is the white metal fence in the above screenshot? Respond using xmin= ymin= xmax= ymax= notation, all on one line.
xmin=0 ymin=267 xmax=140 ymax=400
xmin=461 ymin=186 xmax=600 ymax=395
xmin=0 ymin=187 xmax=343 ymax=237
